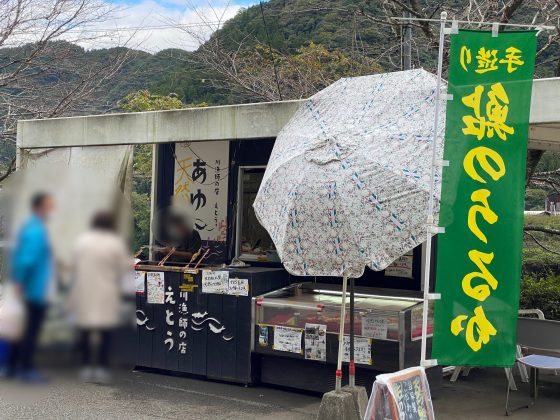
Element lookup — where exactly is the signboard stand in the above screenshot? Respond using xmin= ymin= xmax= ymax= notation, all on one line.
xmin=364 ymin=367 xmax=435 ymax=420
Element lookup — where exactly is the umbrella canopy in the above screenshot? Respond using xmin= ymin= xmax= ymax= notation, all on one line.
xmin=254 ymin=69 xmax=445 ymax=278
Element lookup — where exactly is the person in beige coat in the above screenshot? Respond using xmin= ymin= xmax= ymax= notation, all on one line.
xmin=68 ymin=211 xmax=132 ymax=382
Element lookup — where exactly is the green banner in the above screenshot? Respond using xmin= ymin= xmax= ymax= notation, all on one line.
xmin=433 ymin=30 xmax=536 ymax=367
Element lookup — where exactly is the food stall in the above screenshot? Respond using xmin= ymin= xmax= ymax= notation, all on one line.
xmin=134 ymin=138 xmax=440 ymax=390
xmin=133 ymin=138 xmax=291 ymax=384
xmin=134 ymin=264 xmax=288 ymax=384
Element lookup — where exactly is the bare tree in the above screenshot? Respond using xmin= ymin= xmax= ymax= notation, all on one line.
xmin=171 ymin=1 xmax=560 ymax=249
xmin=528 ymin=168 xmax=560 ymax=194
xmin=0 ymin=0 xmax=134 ymax=180
xmin=169 ymin=1 xmax=560 ymax=103
xmin=166 ymin=1 xmax=383 ymax=102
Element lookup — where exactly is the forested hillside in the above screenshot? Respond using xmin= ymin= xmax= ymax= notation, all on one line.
xmin=2 ymin=0 xmax=559 ymax=116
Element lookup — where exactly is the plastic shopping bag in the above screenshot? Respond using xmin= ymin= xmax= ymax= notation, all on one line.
xmin=0 ymin=283 xmax=26 ymax=342
xmin=0 ymin=339 xmax=10 ymax=369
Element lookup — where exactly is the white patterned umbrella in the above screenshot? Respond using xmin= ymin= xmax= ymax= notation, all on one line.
xmin=254 ymin=69 xmax=445 ymax=278
xmin=253 ymin=69 xmax=445 ymax=392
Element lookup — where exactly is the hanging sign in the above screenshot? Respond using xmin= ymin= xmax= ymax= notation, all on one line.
xmin=385 ymin=251 xmax=413 ymax=278
xmin=433 ymin=30 xmax=536 ymax=366
xmin=174 ymin=141 xmax=229 ymax=243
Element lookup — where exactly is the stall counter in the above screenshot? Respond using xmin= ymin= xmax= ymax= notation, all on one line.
xmin=135 ymin=264 xmax=289 ymax=384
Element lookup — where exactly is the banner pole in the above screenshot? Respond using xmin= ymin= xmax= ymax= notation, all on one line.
xmin=421 ymin=10 xmax=447 ymax=367
xmin=336 ymin=275 xmax=348 ymax=392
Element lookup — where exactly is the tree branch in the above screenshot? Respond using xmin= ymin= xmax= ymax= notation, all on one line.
xmin=524 ymin=230 xmax=560 ymax=255
xmin=524 ymin=225 xmax=560 ymax=235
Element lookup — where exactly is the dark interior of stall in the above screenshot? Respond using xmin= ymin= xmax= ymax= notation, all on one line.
xmin=139 ymin=140 xmax=440 ymax=394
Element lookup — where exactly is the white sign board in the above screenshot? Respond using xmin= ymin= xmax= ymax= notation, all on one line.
xmin=385 ymin=251 xmax=414 ymax=278
xmin=201 ymin=270 xmax=229 ymax=294
xmin=362 ymin=315 xmax=388 ymax=340
xmin=146 ymin=271 xmax=165 ymax=304
xmin=174 ymin=141 xmax=229 ymax=242
xmin=227 ymin=277 xmax=249 ymax=296
xmin=134 ymin=271 xmax=146 ymax=294
xmin=343 ymin=336 xmax=372 ymax=365
xmin=304 ymin=323 xmax=327 ymax=361
xmin=273 ymin=326 xmax=302 ymax=354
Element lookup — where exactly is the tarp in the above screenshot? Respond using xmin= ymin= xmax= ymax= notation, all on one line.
xmin=12 ymin=145 xmax=133 ymax=268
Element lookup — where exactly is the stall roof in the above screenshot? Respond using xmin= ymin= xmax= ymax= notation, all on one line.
xmin=16 ymin=77 xmax=560 ymax=152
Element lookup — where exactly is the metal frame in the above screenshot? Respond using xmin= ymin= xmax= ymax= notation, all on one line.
xmin=398 ymin=310 xmax=406 ymax=370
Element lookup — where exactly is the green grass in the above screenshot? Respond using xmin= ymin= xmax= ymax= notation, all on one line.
xmin=522 ymin=214 xmax=560 ymax=275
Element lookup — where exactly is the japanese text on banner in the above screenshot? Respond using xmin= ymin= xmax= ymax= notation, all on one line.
xmin=433 ymin=30 xmax=536 ymax=367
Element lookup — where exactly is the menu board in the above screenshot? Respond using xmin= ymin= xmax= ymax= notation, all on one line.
xmin=389 ymin=370 xmax=433 ymax=420
xmin=273 ymin=326 xmax=302 ymax=354
xmin=364 ymin=367 xmax=434 ymax=420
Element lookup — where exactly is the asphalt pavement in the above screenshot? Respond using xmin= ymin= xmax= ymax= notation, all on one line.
xmin=0 ymin=367 xmax=558 ymax=419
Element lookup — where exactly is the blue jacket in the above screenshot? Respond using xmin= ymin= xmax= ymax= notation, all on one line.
xmin=11 ymin=215 xmax=53 ymax=304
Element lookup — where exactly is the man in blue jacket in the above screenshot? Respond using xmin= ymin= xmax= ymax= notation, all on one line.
xmin=9 ymin=193 xmax=55 ymax=382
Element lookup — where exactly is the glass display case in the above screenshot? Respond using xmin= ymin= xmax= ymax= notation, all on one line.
xmin=252 ymin=283 xmax=434 ymax=374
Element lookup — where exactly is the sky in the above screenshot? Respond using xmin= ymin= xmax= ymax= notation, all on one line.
xmin=85 ymin=0 xmax=259 ymax=52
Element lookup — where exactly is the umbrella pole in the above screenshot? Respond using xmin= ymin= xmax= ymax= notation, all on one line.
xmin=349 ymin=277 xmax=355 ymax=387
xmin=335 ymin=275 xmax=348 ymax=392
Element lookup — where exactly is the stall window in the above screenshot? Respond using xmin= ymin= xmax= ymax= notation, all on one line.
xmin=236 ymin=167 xmax=276 ymax=261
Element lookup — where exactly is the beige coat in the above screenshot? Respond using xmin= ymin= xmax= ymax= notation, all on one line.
xmin=68 ymin=230 xmax=131 ymax=329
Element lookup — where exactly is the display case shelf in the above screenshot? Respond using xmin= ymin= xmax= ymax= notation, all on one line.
xmin=253 ymin=283 xmax=434 ymax=374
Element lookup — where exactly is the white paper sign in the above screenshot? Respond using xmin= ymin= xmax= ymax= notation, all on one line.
xmin=135 ymin=271 xmax=146 ymax=294
xmin=174 ymin=141 xmax=229 ymax=242
xmin=385 ymin=251 xmax=414 ymax=278
xmin=343 ymin=336 xmax=372 ymax=365
xmin=362 ymin=315 xmax=388 ymax=340
xmin=146 ymin=271 xmax=165 ymax=304
xmin=305 ymin=323 xmax=327 ymax=361
xmin=202 ymin=270 xmax=229 ymax=294
xmin=227 ymin=277 xmax=249 ymax=296
xmin=273 ymin=326 xmax=302 ymax=354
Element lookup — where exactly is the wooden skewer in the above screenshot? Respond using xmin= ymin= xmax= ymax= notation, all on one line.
xmin=158 ymin=246 xmax=176 ymax=266
xmin=185 ymin=247 xmax=203 ymax=269
xmin=193 ymin=248 xmax=210 ymax=270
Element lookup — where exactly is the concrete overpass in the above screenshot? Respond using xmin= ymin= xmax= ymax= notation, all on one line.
xmin=16 ymin=77 xmax=560 ymax=152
